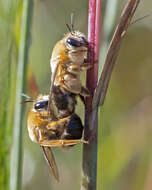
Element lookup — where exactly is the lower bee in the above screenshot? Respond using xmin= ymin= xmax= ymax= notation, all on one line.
xmin=27 ymin=94 xmax=84 ymax=145
xmin=25 ymin=94 xmax=87 ymax=181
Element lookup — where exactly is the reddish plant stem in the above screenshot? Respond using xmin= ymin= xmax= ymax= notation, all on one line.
xmin=85 ymin=0 xmax=101 ymax=139
xmin=81 ymin=0 xmax=101 ymax=190
xmin=86 ymin=0 xmax=97 ymax=113
xmin=95 ymin=0 xmax=101 ymax=61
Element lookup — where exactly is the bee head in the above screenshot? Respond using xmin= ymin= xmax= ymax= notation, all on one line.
xmin=64 ymin=31 xmax=88 ymax=51
xmin=21 ymin=94 xmax=49 ymax=112
xmin=64 ymin=14 xmax=88 ymax=50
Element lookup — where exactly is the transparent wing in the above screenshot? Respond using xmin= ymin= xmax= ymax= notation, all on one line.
xmin=49 ymin=57 xmax=60 ymax=114
xmin=50 ymin=57 xmax=59 ymax=91
xmin=41 ymin=146 xmax=60 ymax=182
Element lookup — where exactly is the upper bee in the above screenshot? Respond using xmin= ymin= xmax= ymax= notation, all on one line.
xmin=50 ymin=30 xmax=90 ymax=97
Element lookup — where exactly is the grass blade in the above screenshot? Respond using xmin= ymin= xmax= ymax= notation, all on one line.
xmin=10 ymin=1 xmax=33 ymax=190
xmin=92 ymin=0 xmax=140 ymax=109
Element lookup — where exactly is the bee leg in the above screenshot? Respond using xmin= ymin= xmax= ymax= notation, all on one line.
xmin=59 ymin=79 xmax=81 ymax=95
xmin=38 ymin=129 xmax=43 ymax=141
xmin=47 ymin=116 xmax=71 ymax=130
xmin=79 ymin=95 xmax=85 ymax=105
xmin=59 ymin=81 xmax=73 ymax=93
xmin=38 ymin=129 xmax=48 ymax=142
xmin=80 ymin=63 xmax=92 ymax=71
xmin=59 ymin=139 xmax=89 ymax=146
xmin=67 ymin=65 xmax=80 ymax=75
xmin=80 ymin=86 xmax=90 ymax=97
xmin=40 ymin=139 xmax=89 ymax=147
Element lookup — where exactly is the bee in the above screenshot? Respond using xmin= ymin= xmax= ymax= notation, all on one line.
xmin=25 ymin=16 xmax=90 ymax=182
xmin=27 ymin=94 xmax=84 ymax=145
xmin=25 ymin=94 xmax=87 ymax=181
xmin=50 ymin=24 xmax=91 ymax=100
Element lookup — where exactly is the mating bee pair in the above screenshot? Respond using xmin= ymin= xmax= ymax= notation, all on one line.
xmin=25 ymin=23 xmax=91 ymax=181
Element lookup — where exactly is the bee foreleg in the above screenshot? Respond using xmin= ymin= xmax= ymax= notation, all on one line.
xmin=37 ymin=129 xmax=46 ymax=142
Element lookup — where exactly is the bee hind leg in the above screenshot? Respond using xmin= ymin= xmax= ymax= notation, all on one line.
xmin=80 ymin=86 xmax=90 ymax=97
xmin=60 ymin=139 xmax=89 ymax=146
xmin=79 ymin=95 xmax=85 ymax=105
xmin=40 ymin=139 xmax=88 ymax=147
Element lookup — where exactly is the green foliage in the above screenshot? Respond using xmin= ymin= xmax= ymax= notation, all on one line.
xmin=10 ymin=1 xmax=33 ymax=190
xmin=0 ymin=1 xmax=20 ymax=189
xmin=0 ymin=1 xmax=33 ymax=190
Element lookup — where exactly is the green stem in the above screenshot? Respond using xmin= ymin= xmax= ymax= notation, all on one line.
xmin=10 ymin=1 xmax=33 ymax=190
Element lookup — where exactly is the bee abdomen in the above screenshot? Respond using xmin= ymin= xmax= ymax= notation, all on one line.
xmin=52 ymin=85 xmax=77 ymax=116
xmin=62 ymin=114 xmax=83 ymax=140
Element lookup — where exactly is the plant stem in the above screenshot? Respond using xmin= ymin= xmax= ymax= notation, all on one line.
xmin=97 ymin=1 xmax=118 ymax=189
xmin=10 ymin=1 xmax=33 ymax=190
xmin=93 ymin=0 xmax=140 ymax=108
xmin=98 ymin=0 xmax=118 ymax=75
xmin=81 ymin=0 xmax=101 ymax=190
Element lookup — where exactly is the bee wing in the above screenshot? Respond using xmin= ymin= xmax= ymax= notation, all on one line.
xmin=50 ymin=56 xmax=60 ymax=90
xmin=41 ymin=146 xmax=60 ymax=182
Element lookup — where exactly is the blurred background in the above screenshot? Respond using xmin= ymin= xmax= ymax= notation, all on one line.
xmin=0 ymin=0 xmax=152 ymax=190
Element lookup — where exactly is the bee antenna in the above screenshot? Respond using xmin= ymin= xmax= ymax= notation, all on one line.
xmin=20 ymin=100 xmax=34 ymax=104
xmin=21 ymin=93 xmax=31 ymax=99
xmin=66 ymin=23 xmax=72 ymax=33
xmin=71 ymin=13 xmax=74 ymax=32
xmin=20 ymin=93 xmax=34 ymax=104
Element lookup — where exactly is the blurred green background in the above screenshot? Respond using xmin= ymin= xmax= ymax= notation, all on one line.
xmin=0 ymin=0 xmax=152 ymax=190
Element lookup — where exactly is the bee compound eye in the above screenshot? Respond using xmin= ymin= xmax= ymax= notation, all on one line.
xmin=34 ymin=101 xmax=48 ymax=110
xmin=67 ymin=37 xmax=81 ymax=47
